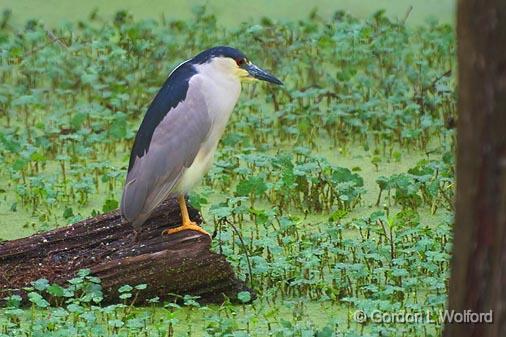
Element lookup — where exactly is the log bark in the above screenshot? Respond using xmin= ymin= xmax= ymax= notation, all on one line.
xmin=0 ymin=198 xmax=252 ymax=305
xmin=444 ymin=1 xmax=506 ymax=336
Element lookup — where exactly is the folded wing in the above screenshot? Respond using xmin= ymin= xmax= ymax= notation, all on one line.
xmin=120 ymin=75 xmax=211 ymax=228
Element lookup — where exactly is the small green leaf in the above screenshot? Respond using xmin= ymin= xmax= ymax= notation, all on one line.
xmin=32 ymin=278 xmax=49 ymax=291
xmin=135 ymin=283 xmax=147 ymax=290
xmin=237 ymin=291 xmax=251 ymax=303
xmin=118 ymin=284 xmax=133 ymax=293
xmin=102 ymin=198 xmax=118 ymax=212
xmin=47 ymin=284 xmax=64 ymax=297
xmin=63 ymin=207 xmax=74 ymax=219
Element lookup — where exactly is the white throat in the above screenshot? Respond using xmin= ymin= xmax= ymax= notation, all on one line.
xmin=193 ymin=58 xmax=242 ymax=145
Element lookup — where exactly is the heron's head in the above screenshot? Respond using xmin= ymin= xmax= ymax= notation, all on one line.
xmin=191 ymin=46 xmax=283 ymax=85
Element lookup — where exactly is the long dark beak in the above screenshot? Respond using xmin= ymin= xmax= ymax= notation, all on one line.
xmin=244 ymin=63 xmax=283 ymax=85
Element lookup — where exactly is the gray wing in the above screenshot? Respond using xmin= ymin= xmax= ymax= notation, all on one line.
xmin=120 ymin=76 xmax=211 ymax=228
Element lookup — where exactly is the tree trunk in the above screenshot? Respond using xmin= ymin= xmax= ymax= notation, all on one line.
xmin=445 ymin=1 xmax=506 ymax=336
xmin=0 ymin=198 xmax=252 ymax=305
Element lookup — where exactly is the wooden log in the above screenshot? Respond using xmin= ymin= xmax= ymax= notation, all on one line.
xmin=0 ymin=198 xmax=252 ymax=305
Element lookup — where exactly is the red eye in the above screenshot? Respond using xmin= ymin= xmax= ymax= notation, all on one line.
xmin=236 ymin=58 xmax=246 ymax=66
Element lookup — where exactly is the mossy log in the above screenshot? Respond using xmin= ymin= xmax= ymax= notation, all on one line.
xmin=0 ymin=198 xmax=251 ymax=305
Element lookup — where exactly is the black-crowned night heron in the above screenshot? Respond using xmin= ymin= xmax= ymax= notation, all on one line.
xmin=120 ymin=46 xmax=282 ymax=237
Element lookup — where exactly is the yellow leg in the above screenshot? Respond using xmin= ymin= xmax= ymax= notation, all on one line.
xmin=162 ymin=195 xmax=210 ymax=237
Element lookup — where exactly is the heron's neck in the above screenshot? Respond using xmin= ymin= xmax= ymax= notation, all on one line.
xmin=194 ymin=60 xmax=242 ymax=146
xmin=195 ymin=61 xmax=241 ymax=115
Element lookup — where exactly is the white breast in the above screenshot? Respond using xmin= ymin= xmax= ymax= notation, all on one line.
xmin=175 ymin=58 xmax=242 ymax=193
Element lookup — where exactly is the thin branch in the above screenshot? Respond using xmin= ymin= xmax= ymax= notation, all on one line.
xmin=46 ymin=29 xmax=69 ymax=49
xmin=224 ymin=218 xmax=253 ymax=290
xmin=401 ymin=6 xmax=414 ymax=26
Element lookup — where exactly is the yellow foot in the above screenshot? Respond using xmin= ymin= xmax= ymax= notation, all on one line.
xmin=162 ymin=221 xmax=211 ymax=237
